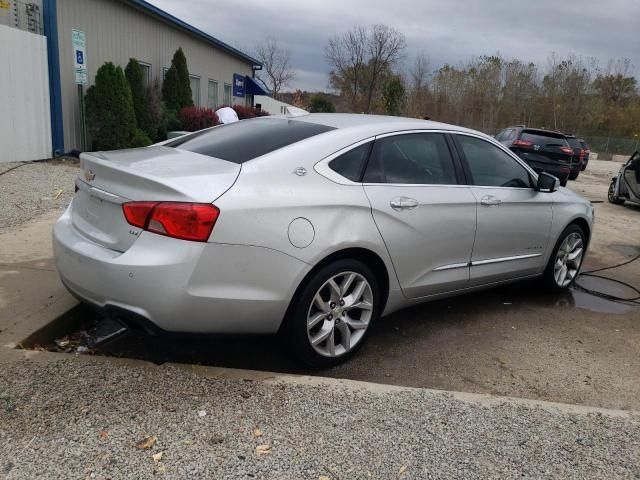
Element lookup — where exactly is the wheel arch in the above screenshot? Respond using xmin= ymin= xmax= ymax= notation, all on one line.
xmin=568 ymin=216 xmax=591 ymax=245
xmin=278 ymin=247 xmax=390 ymax=333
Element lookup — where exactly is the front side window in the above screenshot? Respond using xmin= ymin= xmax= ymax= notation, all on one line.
xmin=329 ymin=142 xmax=372 ymax=182
xmin=457 ymin=135 xmax=532 ymax=188
xmin=364 ymin=133 xmax=457 ymax=185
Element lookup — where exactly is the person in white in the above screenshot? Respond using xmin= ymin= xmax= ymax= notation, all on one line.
xmin=216 ymin=107 xmax=239 ymax=124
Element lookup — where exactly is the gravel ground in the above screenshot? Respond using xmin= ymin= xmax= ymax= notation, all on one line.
xmin=0 ymin=357 xmax=638 ymax=479
xmin=0 ymin=160 xmax=78 ymax=231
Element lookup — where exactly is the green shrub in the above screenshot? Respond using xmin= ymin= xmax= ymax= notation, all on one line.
xmin=162 ymin=47 xmax=193 ymax=114
xmin=85 ymin=62 xmax=137 ymax=150
xmin=125 ymin=58 xmax=153 ymax=139
xmin=309 ymin=95 xmax=336 ymax=113
xmin=130 ymin=128 xmax=152 ymax=147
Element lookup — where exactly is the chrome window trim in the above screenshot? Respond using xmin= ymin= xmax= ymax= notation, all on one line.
xmin=314 ymin=137 xmax=376 ymax=186
xmin=471 ymin=253 xmax=542 ymax=266
xmin=315 ymin=129 xmax=466 ymax=187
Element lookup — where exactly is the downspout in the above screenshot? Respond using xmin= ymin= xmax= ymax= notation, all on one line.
xmin=43 ymin=0 xmax=64 ymax=156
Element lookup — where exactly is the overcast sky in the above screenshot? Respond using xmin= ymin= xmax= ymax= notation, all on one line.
xmin=148 ymin=0 xmax=640 ymax=92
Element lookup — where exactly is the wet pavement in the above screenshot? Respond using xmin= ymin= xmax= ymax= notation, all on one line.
xmin=25 ymin=277 xmax=640 ymax=410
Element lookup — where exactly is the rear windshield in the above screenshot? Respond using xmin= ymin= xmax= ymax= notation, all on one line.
xmin=168 ymin=118 xmax=335 ymax=163
xmin=520 ymin=130 xmax=568 ymax=146
xmin=566 ymin=138 xmax=582 ymax=148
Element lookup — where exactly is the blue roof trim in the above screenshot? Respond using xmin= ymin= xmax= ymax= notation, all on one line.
xmin=245 ymin=75 xmax=270 ymax=96
xmin=127 ymin=0 xmax=262 ymax=67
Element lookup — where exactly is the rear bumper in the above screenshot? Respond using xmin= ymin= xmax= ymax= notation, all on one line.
xmin=53 ymin=206 xmax=310 ymax=334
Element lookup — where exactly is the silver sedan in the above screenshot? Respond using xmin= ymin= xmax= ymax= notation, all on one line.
xmin=53 ymin=114 xmax=594 ymax=366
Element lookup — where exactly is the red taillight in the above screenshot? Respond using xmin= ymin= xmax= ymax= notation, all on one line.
xmin=122 ymin=202 xmax=219 ymax=242
xmin=512 ymin=139 xmax=533 ymax=148
xmin=579 ymin=148 xmax=585 ymax=160
xmin=560 ymin=146 xmax=574 ymax=155
xmin=123 ymin=202 xmax=159 ymax=228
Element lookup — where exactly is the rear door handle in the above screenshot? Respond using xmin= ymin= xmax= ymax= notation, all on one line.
xmin=480 ymin=195 xmax=502 ymax=207
xmin=390 ymin=196 xmax=419 ymax=211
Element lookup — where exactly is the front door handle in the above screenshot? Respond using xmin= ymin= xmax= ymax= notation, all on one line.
xmin=480 ymin=195 xmax=502 ymax=207
xmin=390 ymin=196 xmax=419 ymax=211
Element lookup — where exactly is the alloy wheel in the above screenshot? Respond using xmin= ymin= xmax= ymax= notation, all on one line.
xmin=553 ymin=232 xmax=584 ymax=287
xmin=306 ymin=271 xmax=373 ymax=357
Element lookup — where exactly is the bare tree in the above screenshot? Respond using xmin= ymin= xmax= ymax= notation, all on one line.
xmin=408 ymin=52 xmax=431 ymax=117
xmin=326 ymin=25 xmax=406 ymax=113
xmin=255 ymin=38 xmax=296 ymax=100
xmin=326 ymin=26 xmax=367 ymax=111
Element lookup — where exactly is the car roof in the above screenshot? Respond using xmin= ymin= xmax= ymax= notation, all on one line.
xmin=270 ymin=113 xmax=482 ymax=137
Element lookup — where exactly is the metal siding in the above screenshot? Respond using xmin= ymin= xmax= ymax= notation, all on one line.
xmin=0 ymin=24 xmax=52 ymax=162
xmin=56 ymin=0 xmax=254 ymax=151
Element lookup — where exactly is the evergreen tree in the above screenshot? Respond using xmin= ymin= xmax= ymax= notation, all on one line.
xmin=162 ymin=47 xmax=193 ymax=113
xmin=125 ymin=58 xmax=152 ymax=138
xmin=85 ymin=62 xmax=141 ymax=150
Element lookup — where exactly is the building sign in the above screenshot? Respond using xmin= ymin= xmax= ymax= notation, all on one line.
xmin=233 ymin=73 xmax=245 ymax=97
xmin=72 ymin=29 xmax=87 ymax=85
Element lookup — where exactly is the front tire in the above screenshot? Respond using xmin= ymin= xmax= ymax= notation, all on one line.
xmin=543 ymin=224 xmax=586 ymax=290
xmin=608 ymin=181 xmax=625 ymax=204
xmin=282 ymin=259 xmax=381 ymax=368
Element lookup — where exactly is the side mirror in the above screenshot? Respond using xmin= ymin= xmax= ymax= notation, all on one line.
xmin=537 ymin=172 xmax=559 ymax=192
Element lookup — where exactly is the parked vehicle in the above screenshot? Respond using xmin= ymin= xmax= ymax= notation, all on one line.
xmin=609 ymin=151 xmax=640 ymax=206
xmin=496 ymin=126 xmax=574 ymax=186
xmin=54 ymin=114 xmax=594 ymax=367
xmin=565 ymin=135 xmax=585 ymax=180
xmin=579 ymin=139 xmax=590 ymax=170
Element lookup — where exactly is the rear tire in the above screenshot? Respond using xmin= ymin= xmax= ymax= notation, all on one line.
xmin=560 ymin=177 xmax=568 ymax=187
xmin=568 ymin=170 xmax=580 ymax=181
xmin=282 ymin=259 xmax=381 ymax=368
xmin=543 ymin=224 xmax=586 ymax=291
xmin=608 ymin=181 xmax=625 ymax=204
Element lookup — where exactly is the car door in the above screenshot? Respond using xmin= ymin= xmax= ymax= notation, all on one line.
xmin=452 ymin=133 xmax=553 ymax=285
xmin=363 ymin=132 xmax=477 ymax=299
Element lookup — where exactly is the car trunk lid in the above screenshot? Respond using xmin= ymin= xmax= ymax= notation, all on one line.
xmin=71 ymin=146 xmax=240 ymax=252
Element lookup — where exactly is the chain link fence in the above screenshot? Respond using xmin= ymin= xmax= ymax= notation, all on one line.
xmin=0 ymin=0 xmax=43 ymax=35
xmin=578 ymin=135 xmax=640 ymax=158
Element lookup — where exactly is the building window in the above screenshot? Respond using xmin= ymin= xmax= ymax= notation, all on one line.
xmin=162 ymin=66 xmax=169 ymax=80
xmin=138 ymin=62 xmax=151 ymax=86
xmin=207 ymin=79 xmax=219 ymax=109
xmin=190 ymin=75 xmax=201 ymax=106
xmin=223 ymin=83 xmax=232 ymax=105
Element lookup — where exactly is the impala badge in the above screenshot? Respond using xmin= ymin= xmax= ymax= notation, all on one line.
xmin=84 ymin=170 xmax=96 ymax=182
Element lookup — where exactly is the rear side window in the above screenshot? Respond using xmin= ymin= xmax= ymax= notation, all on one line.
xmin=456 ymin=135 xmax=533 ymax=188
xmin=520 ymin=131 xmax=569 ymax=147
xmin=168 ymin=118 xmax=335 ymax=163
xmin=567 ymin=138 xmax=582 ymax=148
xmin=329 ymin=142 xmax=372 ymax=182
xmin=364 ymin=133 xmax=457 ymax=185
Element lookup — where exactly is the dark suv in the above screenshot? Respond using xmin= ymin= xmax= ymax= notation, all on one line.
xmin=495 ymin=126 xmax=575 ymax=186
xmin=579 ymin=139 xmax=590 ymax=171
xmin=565 ymin=135 xmax=585 ymax=180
